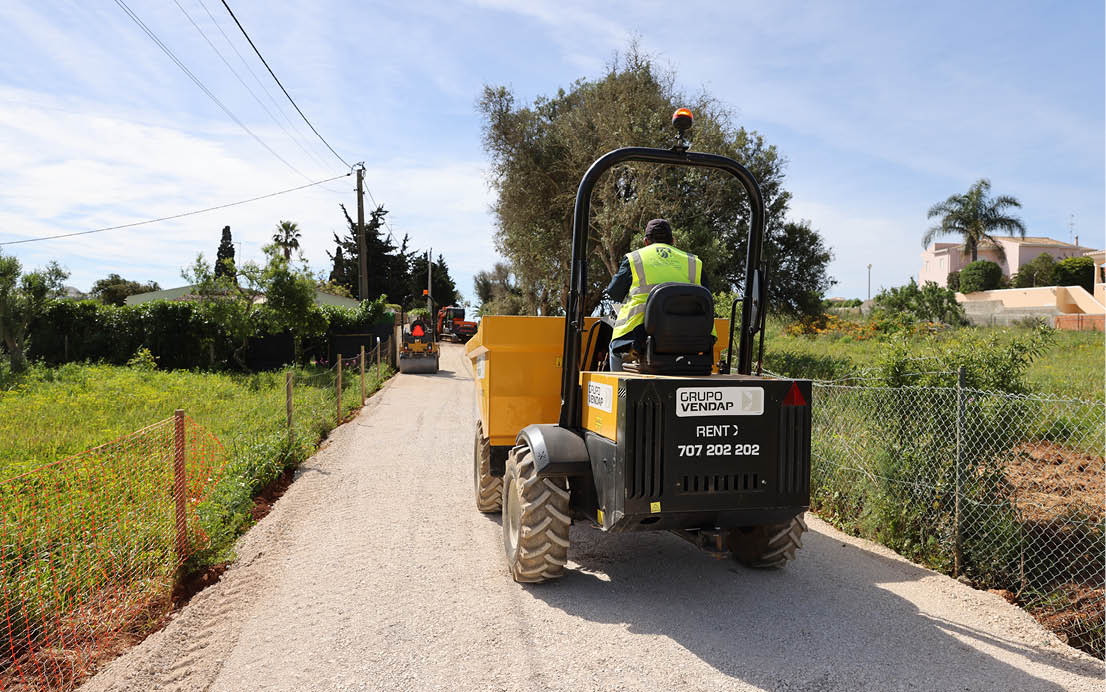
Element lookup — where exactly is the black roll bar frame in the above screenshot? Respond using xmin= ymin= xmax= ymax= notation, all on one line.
xmin=558 ymin=146 xmax=766 ymax=428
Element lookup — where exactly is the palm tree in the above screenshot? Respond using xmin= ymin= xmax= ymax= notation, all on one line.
xmin=924 ymin=179 xmax=1026 ymax=263
xmin=272 ymin=220 xmax=302 ymax=260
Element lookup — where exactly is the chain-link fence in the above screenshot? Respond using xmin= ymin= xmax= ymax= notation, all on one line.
xmin=810 ymin=378 xmax=1104 ymax=658
xmin=0 ymin=413 xmax=226 ymax=690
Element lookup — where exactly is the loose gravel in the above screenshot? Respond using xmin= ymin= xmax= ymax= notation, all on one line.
xmin=83 ymin=344 xmax=1104 ymax=691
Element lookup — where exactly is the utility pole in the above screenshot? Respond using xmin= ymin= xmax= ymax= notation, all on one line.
xmin=355 ymin=163 xmax=368 ymax=301
xmin=426 ymin=248 xmax=433 ymax=315
xmin=867 ymin=263 xmax=872 ymax=302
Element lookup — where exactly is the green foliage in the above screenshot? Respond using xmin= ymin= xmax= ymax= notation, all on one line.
xmin=271 ymin=220 xmax=302 ymax=260
xmin=766 ymin=319 xmax=1102 ymax=400
xmin=959 ymin=260 xmax=1003 ymax=293
xmin=316 ymin=280 xmax=353 ymax=299
xmin=215 ymin=226 xmax=236 ymax=280
xmin=946 ymin=271 xmax=960 ymax=291
xmin=477 ymin=43 xmax=831 ymax=317
xmin=924 ymin=178 xmax=1026 ymax=262
xmin=875 ymin=323 xmax=1053 ymax=393
xmin=410 ymin=252 xmax=459 ymax=309
xmin=25 ymin=293 xmax=393 ymax=371
xmin=1011 ymin=252 xmax=1055 ymax=288
xmin=475 ymin=262 xmax=529 ymax=316
xmin=0 ymin=252 xmax=68 ymax=372
xmin=1053 ymin=256 xmax=1094 ymax=292
xmin=89 ymin=274 xmax=161 ymax=306
xmin=713 ymin=290 xmax=742 ymax=318
xmin=873 ymin=278 xmax=965 ymax=325
xmin=0 ymin=361 xmax=395 ymax=626
xmin=125 ymin=347 xmax=158 ymax=370
xmin=821 ymin=298 xmax=862 ymax=309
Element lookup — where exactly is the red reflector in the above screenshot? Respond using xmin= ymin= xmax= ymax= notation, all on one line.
xmin=412 ymin=325 xmax=424 ymax=336
xmin=782 ymin=382 xmax=807 ymax=407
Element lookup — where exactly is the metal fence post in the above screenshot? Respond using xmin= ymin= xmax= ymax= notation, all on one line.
xmin=173 ymin=409 xmax=188 ymax=559
xmin=337 ymin=353 xmax=343 ymax=426
xmin=286 ymin=371 xmax=293 ymax=440
xmin=376 ymin=336 xmax=382 ymax=380
xmin=953 ymin=366 xmax=965 ymax=576
xmin=360 ymin=344 xmax=366 ymax=405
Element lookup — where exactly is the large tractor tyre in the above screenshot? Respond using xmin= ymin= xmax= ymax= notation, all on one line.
xmin=726 ymin=513 xmax=807 ymax=569
xmin=473 ymin=424 xmax=502 ymax=513
xmin=501 ymin=447 xmax=571 ymax=583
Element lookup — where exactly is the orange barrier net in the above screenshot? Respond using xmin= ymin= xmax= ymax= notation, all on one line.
xmin=0 ymin=413 xmax=226 ymax=691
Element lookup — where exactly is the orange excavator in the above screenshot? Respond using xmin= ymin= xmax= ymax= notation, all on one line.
xmin=436 ymin=306 xmax=477 ymax=343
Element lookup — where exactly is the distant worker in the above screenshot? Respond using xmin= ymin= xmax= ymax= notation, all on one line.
xmin=604 ymin=218 xmax=710 ymax=371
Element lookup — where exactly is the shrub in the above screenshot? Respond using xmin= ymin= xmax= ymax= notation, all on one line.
xmin=873 ymin=279 xmax=966 ymax=325
xmin=1053 ymin=256 xmax=1094 ymax=292
xmin=126 ymin=347 xmax=158 ymax=371
xmin=946 ymin=271 xmax=960 ymax=291
xmin=27 ymin=296 xmax=394 ymax=370
xmin=959 ymin=260 xmax=1003 ymax=293
xmin=1012 ymin=253 xmax=1055 ymax=288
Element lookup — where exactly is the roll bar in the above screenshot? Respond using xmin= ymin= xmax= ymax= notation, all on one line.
xmin=557 ymin=146 xmax=766 ymax=429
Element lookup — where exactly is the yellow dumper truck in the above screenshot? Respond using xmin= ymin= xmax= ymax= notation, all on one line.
xmin=466 ymin=109 xmax=812 ymax=583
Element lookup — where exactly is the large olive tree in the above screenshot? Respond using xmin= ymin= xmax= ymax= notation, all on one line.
xmin=478 ymin=47 xmax=833 ymax=316
xmin=0 ymin=252 xmax=68 ymax=372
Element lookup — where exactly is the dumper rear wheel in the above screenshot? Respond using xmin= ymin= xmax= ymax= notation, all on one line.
xmin=502 ymin=447 xmax=570 ymax=583
xmin=726 ymin=513 xmax=806 ymax=568
xmin=474 ymin=423 xmax=501 ymax=513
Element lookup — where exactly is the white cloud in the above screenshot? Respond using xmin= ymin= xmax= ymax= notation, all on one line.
xmin=0 ymin=87 xmax=496 ymax=302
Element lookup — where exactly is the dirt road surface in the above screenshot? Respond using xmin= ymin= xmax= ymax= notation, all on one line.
xmin=85 ymin=344 xmax=1102 ymax=691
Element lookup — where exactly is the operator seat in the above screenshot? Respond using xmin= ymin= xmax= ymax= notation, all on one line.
xmin=622 ymin=282 xmax=714 ymax=376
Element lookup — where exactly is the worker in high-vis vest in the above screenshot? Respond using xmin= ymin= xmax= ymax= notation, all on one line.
xmin=604 ymin=218 xmax=712 ymax=371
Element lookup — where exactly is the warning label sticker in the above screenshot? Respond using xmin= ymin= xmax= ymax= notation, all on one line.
xmin=675 ymin=387 xmax=764 ymax=417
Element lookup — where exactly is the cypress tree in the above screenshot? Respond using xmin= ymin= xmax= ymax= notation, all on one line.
xmin=215 ymin=226 xmax=236 ymax=280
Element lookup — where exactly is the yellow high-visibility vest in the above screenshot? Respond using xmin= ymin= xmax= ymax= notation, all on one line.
xmin=612 ymin=243 xmax=709 ymax=341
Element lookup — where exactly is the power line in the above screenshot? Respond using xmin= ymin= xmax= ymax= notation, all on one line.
xmin=112 ymin=0 xmax=315 ymax=184
xmin=219 ymin=0 xmax=351 ymax=169
xmin=193 ymin=0 xmax=336 ymax=177
xmin=173 ymin=0 xmax=333 ymax=175
xmin=0 ymin=173 xmax=350 ymax=246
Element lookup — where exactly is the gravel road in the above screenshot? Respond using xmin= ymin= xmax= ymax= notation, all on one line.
xmin=84 ymin=344 xmax=1103 ymax=692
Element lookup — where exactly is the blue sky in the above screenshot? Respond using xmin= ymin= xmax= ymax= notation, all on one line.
xmin=0 ymin=0 xmax=1102 ymax=304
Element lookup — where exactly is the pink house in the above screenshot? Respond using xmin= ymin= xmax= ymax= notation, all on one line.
xmin=919 ymin=236 xmax=1098 ymax=287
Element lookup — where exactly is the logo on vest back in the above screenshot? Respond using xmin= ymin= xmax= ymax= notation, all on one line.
xmin=657 ymin=247 xmax=671 ymax=259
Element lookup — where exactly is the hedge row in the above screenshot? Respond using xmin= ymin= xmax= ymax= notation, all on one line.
xmin=27 ymin=298 xmax=393 ymax=370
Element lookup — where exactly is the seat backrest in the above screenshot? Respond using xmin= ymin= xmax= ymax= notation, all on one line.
xmin=643 ymin=282 xmax=714 ymax=354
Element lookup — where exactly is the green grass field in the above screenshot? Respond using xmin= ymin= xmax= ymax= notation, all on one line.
xmin=0 ymin=360 xmax=395 ymax=680
xmin=0 ymin=361 xmax=390 ymax=478
xmin=761 ymin=323 xmax=1103 ymax=401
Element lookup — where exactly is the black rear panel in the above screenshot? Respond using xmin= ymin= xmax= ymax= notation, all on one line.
xmin=599 ymin=376 xmax=811 ymax=532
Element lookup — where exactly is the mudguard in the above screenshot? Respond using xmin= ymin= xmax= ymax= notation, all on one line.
xmin=516 ymin=424 xmax=591 ymax=478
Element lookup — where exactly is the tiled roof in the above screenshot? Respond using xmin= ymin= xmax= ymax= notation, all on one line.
xmin=933 ymin=236 xmax=1096 ymax=252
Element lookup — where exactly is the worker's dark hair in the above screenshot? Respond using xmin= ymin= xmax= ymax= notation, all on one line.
xmin=644 ymin=218 xmax=673 ymax=243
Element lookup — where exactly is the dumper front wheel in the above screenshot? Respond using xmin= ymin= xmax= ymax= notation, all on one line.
xmin=474 ymin=423 xmax=501 ymax=513
xmin=502 ymin=447 xmax=570 ymax=583
xmin=726 ymin=513 xmax=807 ymax=568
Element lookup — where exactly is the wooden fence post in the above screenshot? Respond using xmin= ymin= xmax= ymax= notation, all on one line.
xmin=173 ymin=409 xmax=188 ymax=559
xmin=285 ymin=371 xmax=293 ymax=439
xmin=360 ymin=344 xmax=366 ymax=405
xmin=337 ymin=353 xmax=343 ymax=427
xmin=376 ymin=337 xmax=382 ymax=379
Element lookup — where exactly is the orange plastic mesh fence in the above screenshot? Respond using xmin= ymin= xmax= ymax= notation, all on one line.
xmin=0 ymin=414 xmax=226 ymax=691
